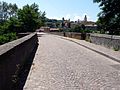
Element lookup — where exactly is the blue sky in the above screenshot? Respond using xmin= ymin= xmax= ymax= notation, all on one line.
xmin=3 ymin=0 xmax=100 ymax=21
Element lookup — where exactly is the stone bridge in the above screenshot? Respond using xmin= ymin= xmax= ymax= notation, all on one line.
xmin=0 ymin=32 xmax=120 ymax=90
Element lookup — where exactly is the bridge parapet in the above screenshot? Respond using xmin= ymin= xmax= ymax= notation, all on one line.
xmin=0 ymin=33 xmax=38 ymax=90
xmin=90 ymin=34 xmax=120 ymax=51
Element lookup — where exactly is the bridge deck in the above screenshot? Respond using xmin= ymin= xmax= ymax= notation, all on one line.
xmin=24 ymin=33 xmax=120 ymax=90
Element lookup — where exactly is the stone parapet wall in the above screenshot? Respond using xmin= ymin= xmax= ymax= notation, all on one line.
xmin=90 ymin=34 xmax=120 ymax=50
xmin=48 ymin=32 xmax=64 ymax=36
xmin=49 ymin=32 xmax=120 ymax=51
xmin=0 ymin=33 xmax=38 ymax=90
xmin=65 ymin=32 xmax=82 ymax=39
xmin=48 ymin=32 xmax=86 ymax=40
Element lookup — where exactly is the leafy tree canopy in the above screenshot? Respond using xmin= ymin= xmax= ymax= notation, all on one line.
xmin=94 ymin=0 xmax=120 ymax=35
xmin=0 ymin=1 xmax=18 ymax=23
xmin=17 ymin=3 xmax=46 ymax=32
xmin=0 ymin=2 xmax=46 ymax=44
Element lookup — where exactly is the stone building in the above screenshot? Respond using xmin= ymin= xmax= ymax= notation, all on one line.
xmin=71 ymin=15 xmax=97 ymax=30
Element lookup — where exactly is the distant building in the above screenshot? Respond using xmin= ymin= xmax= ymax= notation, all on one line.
xmin=39 ymin=27 xmax=50 ymax=32
xmin=85 ymin=25 xmax=97 ymax=30
xmin=70 ymin=15 xmax=97 ymax=30
xmin=84 ymin=15 xmax=87 ymax=22
xmin=46 ymin=15 xmax=97 ymax=31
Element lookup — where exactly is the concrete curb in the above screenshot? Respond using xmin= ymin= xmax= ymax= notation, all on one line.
xmin=61 ymin=37 xmax=120 ymax=63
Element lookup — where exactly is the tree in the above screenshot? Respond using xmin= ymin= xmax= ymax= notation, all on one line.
xmin=0 ymin=1 xmax=8 ymax=22
xmin=94 ymin=0 xmax=120 ymax=35
xmin=17 ymin=3 xmax=46 ymax=32
xmin=81 ymin=24 xmax=86 ymax=30
xmin=0 ymin=2 xmax=47 ymax=44
xmin=0 ymin=1 xmax=18 ymax=23
xmin=40 ymin=11 xmax=46 ymax=26
xmin=72 ymin=25 xmax=81 ymax=32
xmin=8 ymin=3 xmax=18 ymax=18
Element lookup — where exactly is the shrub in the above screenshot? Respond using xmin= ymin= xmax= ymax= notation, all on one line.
xmin=113 ymin=46 xmax=120 ymax=51
xmin=0 ymin=33 xmax=17 ymax=45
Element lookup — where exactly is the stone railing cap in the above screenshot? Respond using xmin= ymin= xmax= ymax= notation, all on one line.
xmin=90 ymin=34 xmax=120 ymax=39
xmin=0 ymin=33 xmax=36 ymax=56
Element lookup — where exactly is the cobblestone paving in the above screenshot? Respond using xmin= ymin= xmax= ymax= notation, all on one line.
xmin=24 ymin=33 xmax=120 ymax=90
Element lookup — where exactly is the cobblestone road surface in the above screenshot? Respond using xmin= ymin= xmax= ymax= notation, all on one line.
xmin=24 ymin=33 xmax=120 ymax=90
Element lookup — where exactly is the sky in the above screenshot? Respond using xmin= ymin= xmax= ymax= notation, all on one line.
xmin=3 ymin=0 xmax=100 ymax=21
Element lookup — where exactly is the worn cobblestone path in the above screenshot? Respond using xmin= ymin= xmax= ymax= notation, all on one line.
xmin=24 ymin=33 xmax=120 ymax=90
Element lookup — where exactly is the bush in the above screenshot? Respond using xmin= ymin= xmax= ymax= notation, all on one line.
xmin=0 ymin=33 xmax=17 ymax=45
xmin=66 ymin=25 xmax=82 ymax=33
xmin=84 ymin=29 xmax=93 ymax=33
xmin=113 ymin=46 xmax=120 ymax=51
xmin=66 ymin=25 xmax=93 ymax=33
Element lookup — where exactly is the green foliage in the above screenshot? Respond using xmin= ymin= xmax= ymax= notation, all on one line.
xmin=0 ymin=17 xmax=21 ymax=34
xmin=81 ymin=24 xmax=86 ymax=30
xmin=85 ymin=38 xmax=91 ymax=43
xmin=68 ymin=25 xmax=92 ymax=33
xmin=17 ymin=3 xmax=46 ymax=32
xmin=46 ymin=22 xmax=55 ymax=28
xmin=84 ymin=29 xmax=93 ymax=33
xmin=0 ymin=33 xmax=17 ymax=45
xmin=40 ymin=11 xmax=46 ymax=26
xmin=72 ymin=25 xmax=82 ymax=32
xmin=113 ymin=46 xmax=120 ymax=51
xmin=46 ymin=19 xmax=62 ymax=28
xmin=0 ymin=1 xmax=19 ymax=44
xmin=0 ymin=2 xmax=46 ymax=44
xmin=0 ymin=1 xmax=18 ymax=22
xmin=94 ymin=0 xmax=120 ymax=35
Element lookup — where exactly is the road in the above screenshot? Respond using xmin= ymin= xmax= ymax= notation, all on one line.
xmin=24 ymin=33 xmax=120 ymax=90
